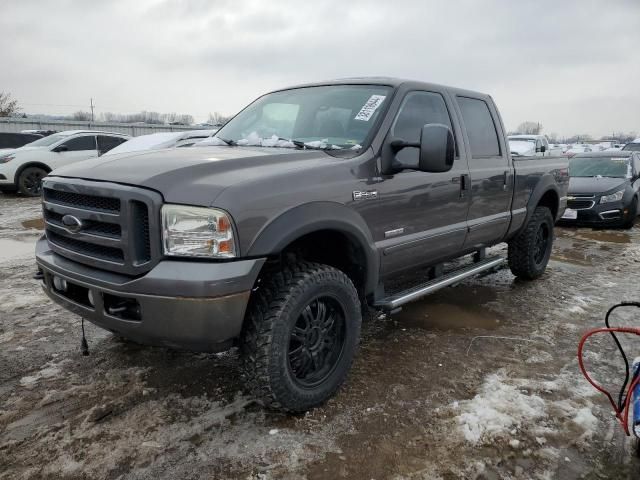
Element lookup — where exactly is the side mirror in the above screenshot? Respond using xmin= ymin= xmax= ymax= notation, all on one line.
xmin=53 ymin=145 xmax=68 ymax=153
xmin=540 ymin=145 xmax=546 ymax=153
xmin=390 ymin=124 xmax=455 ymax=173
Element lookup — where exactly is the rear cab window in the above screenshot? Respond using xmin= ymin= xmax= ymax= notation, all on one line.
xmin=456 ymin=96 xmax=501 ymax=158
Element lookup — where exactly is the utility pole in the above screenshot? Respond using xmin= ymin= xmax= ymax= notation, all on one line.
xmin=90 ymin=98 xmax=95 ymax=122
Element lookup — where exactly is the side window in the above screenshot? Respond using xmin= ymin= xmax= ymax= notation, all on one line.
xmin=457 ymin=97 xmax=501 ymax=157
xmin=61 ymin=135 xmax=96 ymax=151
xmin=536 ymin=139 xmax=542 ymax=151
xmin=391 ymin=91 xmax=455 ymax=165
xmin=97 ymin=135 xmax=127 ymax=153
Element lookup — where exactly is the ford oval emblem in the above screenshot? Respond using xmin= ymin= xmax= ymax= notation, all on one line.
xmin=61 ymin=215 xmax=84 ymax=234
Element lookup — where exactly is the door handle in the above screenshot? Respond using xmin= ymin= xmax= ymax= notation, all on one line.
xmin=503 ymin=170 xmax=509 ymax=191
xmin=460 ymin=174 xmax=470 ymax=198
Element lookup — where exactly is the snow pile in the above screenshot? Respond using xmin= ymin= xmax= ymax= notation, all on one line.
xmin=194 ymin=136 xmax=228 ymax=146
xmin=455 ymin=365 xmax=600 ymax=449
xmin=456 ymin=371 xmax=546 ymax=444
xmin=236 ymin=132 xmax=295 ymax=148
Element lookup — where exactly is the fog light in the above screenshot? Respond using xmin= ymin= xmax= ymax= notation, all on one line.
xmin=88 ymin=290 xmax=95 ymax=307
xmin=53 ymin=276 xmax=68 ymax=292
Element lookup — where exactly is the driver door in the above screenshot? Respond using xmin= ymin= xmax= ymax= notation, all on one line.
xmin=50 ymin=135 xmax=98 ymax=168
xmin=356 ymin=90 xmax=471 ymax=277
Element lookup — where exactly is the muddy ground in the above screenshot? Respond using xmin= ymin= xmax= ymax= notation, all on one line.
xmin=1 ymin=193 xmax=640 ymax=479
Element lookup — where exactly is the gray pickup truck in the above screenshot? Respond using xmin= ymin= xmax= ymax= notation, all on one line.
xmin=35 ymin=78 xmax=569 ymax=411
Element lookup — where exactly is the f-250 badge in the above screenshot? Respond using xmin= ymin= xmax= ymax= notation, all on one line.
xmin=352 ymin=190 xmax=378 ymax=201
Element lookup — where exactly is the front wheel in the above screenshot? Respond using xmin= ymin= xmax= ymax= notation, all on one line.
xmin=508 ymin=206 xmax=555 ymax=280
xmin=622 ymin=196 xmax=638 ymax=229
xmin=240 ymin=262 xmax=361 ymax=412
xmin=17 ymin=166 xmax=47 ymax=197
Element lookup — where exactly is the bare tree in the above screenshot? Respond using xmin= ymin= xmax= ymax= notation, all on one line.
xmin=0 ymin=92 xmax=20 ymax=117
xmin=516 ymin=121 xmax=543 ymax=135
xmin=72 ymin=111 xmax=92 ymax=121
xmin=207 ymin=112 xmax=232 ymax=125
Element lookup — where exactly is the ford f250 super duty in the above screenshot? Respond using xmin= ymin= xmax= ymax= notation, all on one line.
xmin=35 ymin=78 xmax=569 ymax=411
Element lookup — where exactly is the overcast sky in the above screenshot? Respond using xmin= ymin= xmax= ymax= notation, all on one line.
xmin=2 ymin=0 xmax=639 ymax=137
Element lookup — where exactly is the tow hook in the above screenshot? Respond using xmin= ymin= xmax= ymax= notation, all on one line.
xmin=33 ymin=269 xmax=44 ymax=280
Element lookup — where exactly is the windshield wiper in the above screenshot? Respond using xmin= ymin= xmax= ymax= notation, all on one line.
xmin=217 ymin=137 xmax=237 ymax=146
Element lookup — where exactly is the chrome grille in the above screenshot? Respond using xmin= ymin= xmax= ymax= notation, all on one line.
xmin=43 ymin=188 xmax=121 ymax=213
xmin=42 ymin=178 xmax=162 ymax=275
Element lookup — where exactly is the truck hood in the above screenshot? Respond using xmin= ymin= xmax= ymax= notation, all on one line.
xmin=568 ymin=176 xmax=628 ymax=195
xmin=50 ymin=145 xmax=336 ymax=206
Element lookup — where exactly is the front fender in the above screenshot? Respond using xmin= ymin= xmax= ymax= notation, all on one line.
xmin=246 ymin=202 xmax=379 ymax=295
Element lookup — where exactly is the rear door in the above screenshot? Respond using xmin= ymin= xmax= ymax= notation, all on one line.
xmin=50 ymin=135 xmax=98 ymax=168
xmin=454 ymin=96 xmax=512 ymax=249
xmin=359 ymin=90 xmax=470 ymax=277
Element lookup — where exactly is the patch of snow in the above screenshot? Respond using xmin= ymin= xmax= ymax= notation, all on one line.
xmin=194 ymin=136 xmax=228 ymax=146
xmin=456 ymin=371 xmax=546 ymax=444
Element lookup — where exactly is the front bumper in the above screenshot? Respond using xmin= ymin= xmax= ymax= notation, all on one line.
xmin=36 ymin=237 xmax=266 ymax=352
xmin=559 ymin=200 xmax=631 ymax=226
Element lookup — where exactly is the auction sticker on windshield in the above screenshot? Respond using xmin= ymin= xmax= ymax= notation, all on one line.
xmin=562 ymin=208 xmax=578 ymax=220
xmin=354 ymin=95 xmax=386 ymax=121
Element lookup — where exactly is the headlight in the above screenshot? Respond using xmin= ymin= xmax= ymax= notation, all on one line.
xmin=0 ymin=154 xmax=15 ymax=164
xmin=162 ymin=205 xmax=236 ymax=258
xmin=600 ymin=190 xmax=625 ymax=204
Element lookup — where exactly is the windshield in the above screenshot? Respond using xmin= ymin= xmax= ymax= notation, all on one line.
xmin=569 ymin=157 xmax=631 ymax=178
xmin=623 ymin=143 xmax=640 ymax=151
xmin=26 ymin=133 xmax=71 ymax=147
xmin=214 ymin=85 xmax=392 ymax=151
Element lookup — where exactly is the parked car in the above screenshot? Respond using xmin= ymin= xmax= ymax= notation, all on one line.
xmin=565 ymin=145 xmax=593 ymax=157
xmin=560 ymin=151 xmax=640 ymax=228
xmin=0 ymin=130 xmax=129 ymax=196
xmin=0 ymin=132 xmax=43 ymax=151
xmin=35 ymin=78 xmax=569 ymax=412
xmin=20 ymin=129 xmax=57 ymax=137
xmin=104 ymin=130 xmax=218 ymax=156
xmin=508 ymin=134 xmax=560 ymax=157
xmin=622 ymin=141 xmax=640 ymax=152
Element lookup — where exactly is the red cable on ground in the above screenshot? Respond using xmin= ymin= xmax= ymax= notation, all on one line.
xmin=578 ymin=326 xmax=640 ymax=436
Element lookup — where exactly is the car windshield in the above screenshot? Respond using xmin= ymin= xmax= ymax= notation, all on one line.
xmin=623 ymin=143 xmax=640 ymax=151
xmin=214 ymin=85 xmax=392 ymax=151
xmin=26 ymin=133 xmax=71 ymax=147
xmin=569 ymin=157 xmax=631 ymax=178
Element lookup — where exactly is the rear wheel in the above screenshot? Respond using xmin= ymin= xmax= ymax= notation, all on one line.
xmin=622 ymin=196 xmax=638 ymax=229
xmin=508 ymin=206 xmax=554 ymax=280
xmin=240 ymin=261 xmax=361 ymax=412
xmin=17 ymin=167 xmax=47 ymax=197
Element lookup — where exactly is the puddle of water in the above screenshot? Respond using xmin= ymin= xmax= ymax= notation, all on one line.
xmin=0 ymin=238 xmax=37 ymax=261
xmin=391 ymin=285 xmax=502 ymax=331
xmin=21 ymin=218 xmax=44 ymax=230
xmin=574 ymin=230 xmax=631 ymax=244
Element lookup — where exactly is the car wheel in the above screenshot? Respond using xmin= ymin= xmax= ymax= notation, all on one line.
xmin=622 ymin=196 xmax=638 ymax=229
xmin=241 ymin=261 xmax=361 ymax=412
xmin=508 ymin=206 xmax=555 ymax=280
xmin=17 ymin=167 xmax=48 ymax=197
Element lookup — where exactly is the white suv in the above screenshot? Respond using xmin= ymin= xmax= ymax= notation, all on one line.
xmin=0 ymin=130 xmax=130 ymax=196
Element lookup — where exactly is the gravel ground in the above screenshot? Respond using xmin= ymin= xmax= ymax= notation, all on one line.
xmin=1 ymin=193 xmax=640 ymax=479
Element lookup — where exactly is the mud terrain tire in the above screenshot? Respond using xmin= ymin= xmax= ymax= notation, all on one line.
xmin=241 ymin=262 xmax=361 ymax=412
xmin=508 ymin=206 xmax=554 ymax=280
